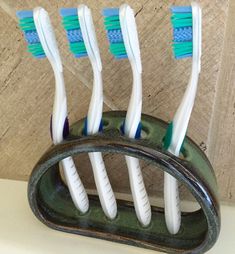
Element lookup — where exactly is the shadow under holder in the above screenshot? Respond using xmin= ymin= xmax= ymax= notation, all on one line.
xmin=28 ymin=110 xmax=220 ymax=254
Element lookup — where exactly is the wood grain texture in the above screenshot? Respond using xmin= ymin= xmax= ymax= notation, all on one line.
xmin=207 ymin=0 xmax=235 ymax=203
xmin=0 ymin=0 xmax=234 ymax=203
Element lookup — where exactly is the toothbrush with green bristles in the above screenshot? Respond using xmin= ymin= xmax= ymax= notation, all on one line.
xmin=60 ymin=5 xmax=117 ymax=220
xmin=16 ymin=7 xmax=89 ymax=214
xmin=164 ymin=2 xmax=202 ymax=234
xmin=102 ymin=4 xmax=151 ymax=227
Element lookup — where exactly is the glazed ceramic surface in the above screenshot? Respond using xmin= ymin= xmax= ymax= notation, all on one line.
xmin=28 ymin=111 xmax=220 ymax=254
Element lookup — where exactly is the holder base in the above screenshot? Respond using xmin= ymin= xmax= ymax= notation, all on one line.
xmin=28 ymin=111 xmax=220 ymax=254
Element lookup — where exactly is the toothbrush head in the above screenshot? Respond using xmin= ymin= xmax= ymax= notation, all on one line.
xmin=16 ymin=10 xmax=46 ymax=58
xmin=60 ymin=8 xmax=88 ymax=58
xmin=102 ymin=8 xmax=127 ymax=59
xmin=171 ymin=6 xmax=193 ymax=59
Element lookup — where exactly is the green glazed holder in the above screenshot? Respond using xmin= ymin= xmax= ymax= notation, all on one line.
xmin=28 ymin=111 xmax=220 ymax=254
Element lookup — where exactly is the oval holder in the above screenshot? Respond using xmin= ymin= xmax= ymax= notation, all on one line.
xmin=28 ymin=111 xmax=220 ymax=254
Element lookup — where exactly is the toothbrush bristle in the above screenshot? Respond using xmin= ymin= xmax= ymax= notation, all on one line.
xmin=102 ymin=8 xmax=127 ymax=59
xmin=171 ymin=6 xmax=193 ymax=59
xmin=60 ymin=8 xmax=88 ymax=58
xmin=16 ymin=10 xmax=46 ymax=58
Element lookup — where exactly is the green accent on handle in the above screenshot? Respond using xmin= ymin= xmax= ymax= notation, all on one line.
xmin=163 ymin=121 xmax=173 ymax=150
xmin=180 ymin=137 xmax=186 ymax=154
xmin=163 ymin=121 xmax=186 ymax=152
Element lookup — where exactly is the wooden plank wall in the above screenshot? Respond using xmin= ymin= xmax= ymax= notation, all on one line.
xmin=0 ymin=0 xmax=234 ymax=203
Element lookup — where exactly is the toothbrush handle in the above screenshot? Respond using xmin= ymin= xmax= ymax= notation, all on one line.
xmin=61 ymin=156 xmax=89 ymax=213
xmin=164 ymin=172 xmax=181 ymax=234
xmin=125 ymin=156 xmax=151 ymax=226
xmin=88 ymin=152 xmax=117 ymax=219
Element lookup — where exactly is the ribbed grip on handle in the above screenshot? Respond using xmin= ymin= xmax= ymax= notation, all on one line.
xmin=164 ymin=172 xmax=181 ymax=234
xmin=62 ymin=156 xmax=89 ymax=213
xmin=125 ymin=156 xmax=151 ymax=226
xmin=89 ymin=152 xmax=117 ymax=219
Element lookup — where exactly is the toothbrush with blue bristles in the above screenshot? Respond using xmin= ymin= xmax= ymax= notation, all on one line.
xmin=103 ymin=4 xmax=151 ymax=226
xmin=60 ymin=5 xmax=117 ymax=220
xmin=164 ymin=2 xmax=202 ymax=234
xmin=16 ymin=7 xmax=89 ymax=214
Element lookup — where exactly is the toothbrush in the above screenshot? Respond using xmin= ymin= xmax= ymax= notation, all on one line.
xmin=164 ymin=2 xmax=202 ymax=234
xmin=60 ymin=5 xmax=117 ymax=220
xmin=16 ymin=7 xmax=89 ymax=213
xmin=103 ymin=4 xmax=151 ymax=226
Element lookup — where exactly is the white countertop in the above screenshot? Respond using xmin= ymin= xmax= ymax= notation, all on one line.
xmin=0 ymin=179 xmax=234 ymax=254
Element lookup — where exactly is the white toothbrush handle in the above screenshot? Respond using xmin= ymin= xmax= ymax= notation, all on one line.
xmin=164 ymin=172 xmax=181 ymax=234
xmin=164 ymin=3 xmax=202 ymax=234
xmin=125 ymin=156 xmax=151 ymax=226
xmin=124 ymin=68 xmax=151 ymax=226
xmin=61 ymin=157 xmax=89 ymax=213
xmin=84 ymin=55 xmax=117 ymax=219
xmin=51 ymin=70 xmax=89 ymax=214
xmin=89 ymin=152 xmax=117 ymax=219
xmin=78 ymin=6 xmax=117 ymax=219
xmin=34 ymin=8 xmax=89 ymax=214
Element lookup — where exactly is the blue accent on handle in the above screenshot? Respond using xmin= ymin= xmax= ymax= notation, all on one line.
xmin=16 ymin=10 xmax=33 ymax=19
xmin=171 ymin=6 xmax=192 ymax=13
xmin=50 ymin=116 xmax=70 ymax=141
xmin=102 ymin=8 xmax=119 ymax=17
xmin=99 ymin=120 xmax=103 ymax=133
xmin=121 ymin=121 xmax=142 ymax=139
xmin=83 ymin=118 xmax=103 ymax=136
xmin=63 ymin=117 xmax=70 ymax=139
xmin=83 ymin=117 xmax=88 ymax=136
xmin=120 ymin=122 xmax=124 ymax=135
xmin=60 ymin=8 xmax=77 ymax=17
xmin=135 ymin=122 xmax=142 ymax=139
xmin=50 ymin=115 xmax=53 ymax=140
